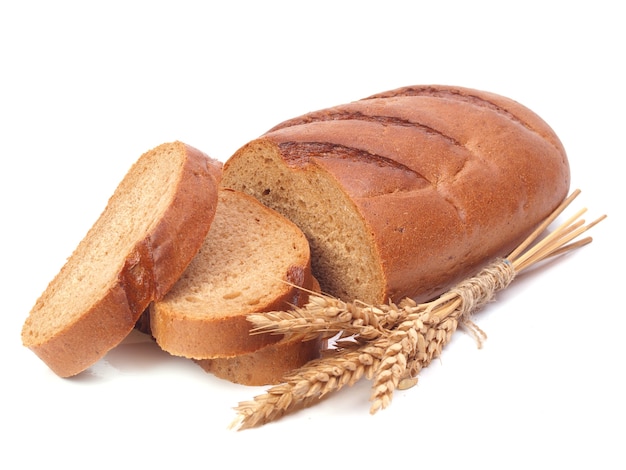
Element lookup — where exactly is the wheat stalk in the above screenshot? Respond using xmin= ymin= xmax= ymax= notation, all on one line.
xmin=231 ymin=189 xmax=606 ymax=430
xmin=247 ymin=295 xmax=402 ymax=342
xmin=230 ymin=344 xmax=384 ymax=430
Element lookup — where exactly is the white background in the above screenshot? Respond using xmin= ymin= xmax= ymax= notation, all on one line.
xmin=1 ymin=1 xmax=623 ymax=468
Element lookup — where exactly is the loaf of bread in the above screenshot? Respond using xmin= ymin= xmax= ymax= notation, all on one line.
xmin=21 ymin=142 xmax=223 ymax=377
xmin=22 ymin=85 xmax=571 ymax=385
xmin=222 ymin=85 xmax=570 ymax=304
xmin=149 ymin=188 xmax=316 ymax=360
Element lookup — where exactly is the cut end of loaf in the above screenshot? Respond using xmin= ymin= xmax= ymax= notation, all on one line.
xmin=223 ymin=85 xmax=570 ymax=305
xmin=222 ymin=140 xmax=386 ymax=304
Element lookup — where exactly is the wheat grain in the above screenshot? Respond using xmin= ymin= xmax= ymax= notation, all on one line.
xmin=369 ymin=324 xmax=416 ymax=414
xmin=231 ymin=343 xmax=383 ymax=430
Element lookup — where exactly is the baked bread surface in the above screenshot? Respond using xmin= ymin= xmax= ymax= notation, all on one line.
xmin=222 ymin=85 xmax=571 ymax=304
xmin=150 ymin=188 xmax=313 ymax=359
xmin=21 ymin=141 xmax=222 ymax=377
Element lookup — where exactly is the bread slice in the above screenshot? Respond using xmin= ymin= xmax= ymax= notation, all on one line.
xmin=149 ymin=188 xmax=315 ymax=359
xmin=222 ymin=84 xmax=570 ymax=304
xmin=21 ymin=141 xmax=222 ymax=377
xmin=195 ymin=277 xmax=324 ymax=385
xmin=196 ymin=335 xmax=323 ymax=386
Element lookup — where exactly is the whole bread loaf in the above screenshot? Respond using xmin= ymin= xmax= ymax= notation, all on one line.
xmin=21 ymin=142 xmax=222 ymax=377
xmin=222 ymin=85 xmax=570 ymax=304
xmin=150 ymin=188 xmax=315 ymax=359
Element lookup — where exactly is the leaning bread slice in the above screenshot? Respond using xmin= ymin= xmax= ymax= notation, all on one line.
xmin=21 ymin=141 xmax=222 ymax=377
xmin=150 ymin=188 xmax=314 ymax=359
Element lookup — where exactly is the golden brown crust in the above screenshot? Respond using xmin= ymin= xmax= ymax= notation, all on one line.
xmin=224 ymin=85 xmax=570 ymax=303
xmin=146 ymin=145 xmax=223 ymax=299
xmin=22 ymin=142 xmax=222 ymax=377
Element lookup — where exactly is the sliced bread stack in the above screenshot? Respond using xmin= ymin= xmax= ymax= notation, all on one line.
xmin=21 ymin=142 xmax=321 ymax=383
xmin=149 ymin=188 xmax=321 ymax=385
